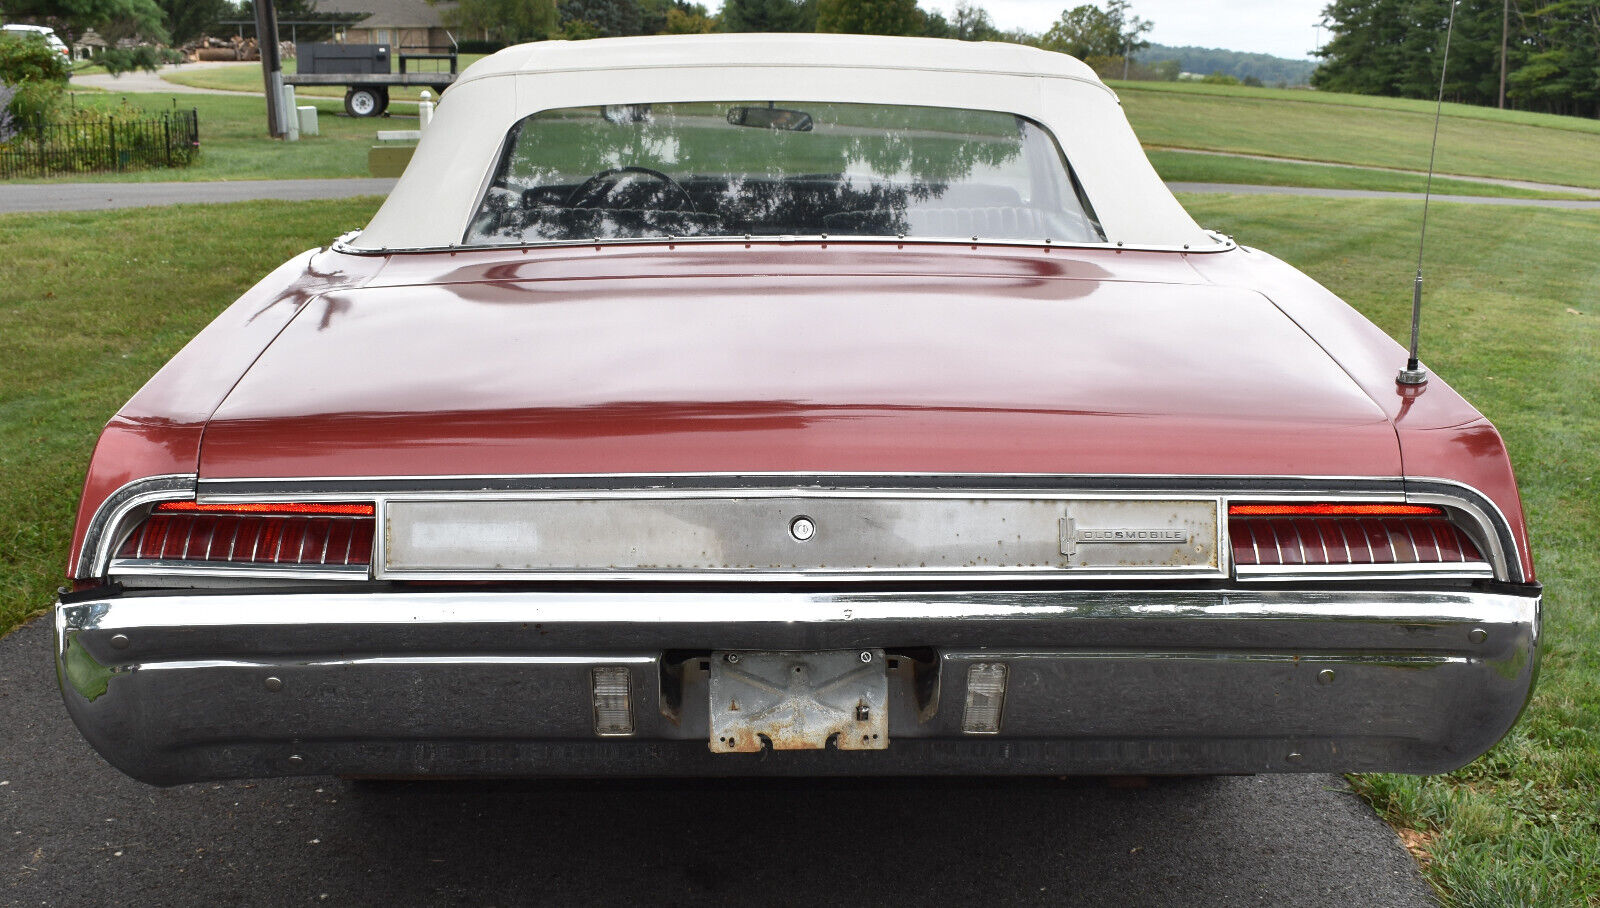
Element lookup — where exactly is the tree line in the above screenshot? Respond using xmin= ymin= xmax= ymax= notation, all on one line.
xmin=1314 ymin=0 xmax=1600 ymax=117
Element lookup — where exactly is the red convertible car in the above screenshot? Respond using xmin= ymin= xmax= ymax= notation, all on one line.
xmin=56 ymin=35 xmax=1538 ymax=784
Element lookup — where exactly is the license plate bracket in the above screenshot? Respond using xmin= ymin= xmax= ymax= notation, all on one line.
xmin=709 ymin=650 xmax=888 ymax=752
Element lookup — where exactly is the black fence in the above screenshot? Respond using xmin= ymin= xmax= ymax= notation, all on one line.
xmin=0 ymin=108 xmax=199 ymax=179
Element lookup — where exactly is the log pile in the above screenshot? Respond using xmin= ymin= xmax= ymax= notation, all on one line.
xmin=180 ymin=36 xmax=291 ymax=63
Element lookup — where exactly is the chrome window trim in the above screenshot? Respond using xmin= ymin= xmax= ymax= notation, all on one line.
xmin=328 ymin=234 xmax=1237 ymax=257
xmin=84 ymin=473 xmax=1521 ymax=584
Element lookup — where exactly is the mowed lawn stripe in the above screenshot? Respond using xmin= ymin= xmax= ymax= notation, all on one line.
xmin=1125 ymin=87 xmax=1600 ymax=190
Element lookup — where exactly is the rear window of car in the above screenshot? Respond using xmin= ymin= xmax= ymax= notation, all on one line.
xmin=464 ymin=101 xmax=1105 ymax=246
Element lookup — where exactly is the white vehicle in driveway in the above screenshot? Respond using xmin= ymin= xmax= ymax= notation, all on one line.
xmin=1 ymin=23 xmax=70 ymax=60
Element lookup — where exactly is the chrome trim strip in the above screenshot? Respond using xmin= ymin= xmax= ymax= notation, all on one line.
xmin=1235 ymin=562 xmax=1495 ymax=582
xmin=328 ymin=234 xmax=1237 ymax=258
xmin=197 ymin=472 xmax=1408 ymax=497
xmin=108 ymin=559 xmax=370 ymax=582
xmin=78 ymin=474 xmax=197 ymax=580
xmin=58 ymin=588 xmax=1537 ymax=631
xmin=138 ymin=655 xmax=657 ymax=671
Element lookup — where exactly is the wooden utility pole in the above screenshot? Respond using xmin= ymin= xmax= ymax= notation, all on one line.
xmin=1498 ymin=0 xmax=1509 ymax=109
xmin=255 ymin=0 xmax=286 ymax=137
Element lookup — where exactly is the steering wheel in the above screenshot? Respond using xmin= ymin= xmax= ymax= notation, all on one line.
xmin=566 ymin=166 xmax=697 ymax=212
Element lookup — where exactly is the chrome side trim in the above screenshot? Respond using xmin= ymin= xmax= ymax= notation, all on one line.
xmin=77 ymin=474 xmax=197 ymax=580
xmin=1407 ymin=477 xmax=1525 ymax=584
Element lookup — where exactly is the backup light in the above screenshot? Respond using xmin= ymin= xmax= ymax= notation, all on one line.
xmin=592 ymin=667 xmax=635 ymax=736
xmin=962 ymin=663 xmax=1008 ymax=734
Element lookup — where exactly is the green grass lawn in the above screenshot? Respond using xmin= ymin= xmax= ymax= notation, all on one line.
xmin=26 ymin=91 xmax=412 ymax=182
xmin=1121 ymin=83 xmax=1600 ymax=190
xmin=158 ymin=57 xmax=485 ymax=103
xmin=1148 ymin=150 xmax=1589 ymax=200
xmin=1 ymin=194 xmax=1597 ymax=904
xmin=1108 ymin=77 xmax=1600 ymax=137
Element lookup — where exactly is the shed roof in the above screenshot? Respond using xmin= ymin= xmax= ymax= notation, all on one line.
xmin=313 ymin=0 xmax=454 ymax=30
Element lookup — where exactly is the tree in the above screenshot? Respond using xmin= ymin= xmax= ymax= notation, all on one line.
xmin=663 ymin=2 xmax=716 ymax=32
xmin=814 ymin=0 xmax=923 ymax=36
xmin=0 ymin=0 xmax=168 ymax=44
xmin=156 ymin=0 xmax=229 ymax=44
xmin=1038 ymin=1 xmax=1149 ymax=60
xmin=718 ymin=0 xmax=815 ymax=32
xmin=949 ymin=1 xmax=1000 ymax=41
xmin=440 ymin=0 xmax=559 ymax=43
xmin=1311 ymin=0 xmax=1598 ymax=116
xmin=558 ymin=0 xmax=642 ymax=37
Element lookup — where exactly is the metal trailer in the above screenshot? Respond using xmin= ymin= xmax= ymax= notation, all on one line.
xmin=290 ymin=42 xmax=457 ymax=117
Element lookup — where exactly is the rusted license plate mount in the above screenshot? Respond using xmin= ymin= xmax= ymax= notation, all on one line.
xmin=709 ymin=650 xmax=888 ymax=753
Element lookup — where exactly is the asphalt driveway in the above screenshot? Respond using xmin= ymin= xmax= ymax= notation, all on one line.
xmin=0 ymin=616 xmax=1436 ymax=906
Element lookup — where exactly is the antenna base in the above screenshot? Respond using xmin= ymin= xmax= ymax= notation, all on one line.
xmin=1396 ymin=367 xmax=1429 ymax=386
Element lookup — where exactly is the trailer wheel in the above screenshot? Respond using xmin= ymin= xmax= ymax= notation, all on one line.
xmin=344 ymin=87 xmax=388 ymax=118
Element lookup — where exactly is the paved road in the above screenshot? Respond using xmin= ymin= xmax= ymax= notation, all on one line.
xmin=1 ymin=618 xmax=1435 ymax=906
xmin=73 ymin=62 xmax=262 ymax=96
xmin=5 ymin=178 xmax=1599 ymax=215
xmin=0 ymin=179 xmax=397 ymax=213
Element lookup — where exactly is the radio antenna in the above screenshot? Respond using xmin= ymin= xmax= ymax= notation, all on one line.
xmin=1398 ymin=0 xmax=1460 ymax=386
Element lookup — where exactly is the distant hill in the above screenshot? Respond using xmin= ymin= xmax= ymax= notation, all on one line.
xmin=1134 ymin=44 xmax=1317 ymax=86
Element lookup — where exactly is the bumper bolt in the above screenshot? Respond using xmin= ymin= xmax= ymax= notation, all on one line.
xmin=1286 ymin=752 xmax=1303 ymax=763
xmin=726 ymin=653 xmax=740 ymax=664
xmin=109 ymin=634 xmax=129 ymax=650
xmin=859 ymin=651 xmax=873 ymax=664
xmin=287 ymin=754 xmax=304 ymax=767
xmin=264 ymin=676 xmax=284 ymax=692
xmin=1469 ymin=628 xmax=1488 ymax=644
xmin=1318 ymin=669 xmax=1336 ymax=685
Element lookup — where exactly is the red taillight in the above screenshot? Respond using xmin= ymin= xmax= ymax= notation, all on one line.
xmin=1228 ymin=503 xmax=1482 ymax=567
xmin=118 ymin=503 xmax=374 ymax=567
xmin=153 ymin=501 xmax=375 ymax=516
xmin=1227 ymin=503 xmax=1443 ymax=518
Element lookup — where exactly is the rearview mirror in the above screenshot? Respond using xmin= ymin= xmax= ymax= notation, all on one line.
xmin=726 ymin=106 xmax=814 ymax=132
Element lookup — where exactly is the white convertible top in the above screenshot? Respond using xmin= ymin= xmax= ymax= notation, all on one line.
xmin=353 ymin=34 xmax=1219 ymax=251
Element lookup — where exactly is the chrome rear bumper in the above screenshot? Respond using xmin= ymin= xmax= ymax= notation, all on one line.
xmin=55 ymin=588 xmax=1539 ymax=785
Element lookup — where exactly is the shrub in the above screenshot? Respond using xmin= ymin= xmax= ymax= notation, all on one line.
xmin=456 ymin=39 xmax=507 ymax=54
xmin=94 ymin=46 xmax=167 ymax=76
xmin=0 ymin=32 xmax=71 ymax=128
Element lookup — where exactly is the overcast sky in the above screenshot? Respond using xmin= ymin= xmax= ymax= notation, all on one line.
xmin=924 ymin=0 xmax=1331 ymax=60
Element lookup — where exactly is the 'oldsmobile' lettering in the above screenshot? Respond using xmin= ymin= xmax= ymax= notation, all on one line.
xmin=1077 ymin=529 xmax=1188 ymax=543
